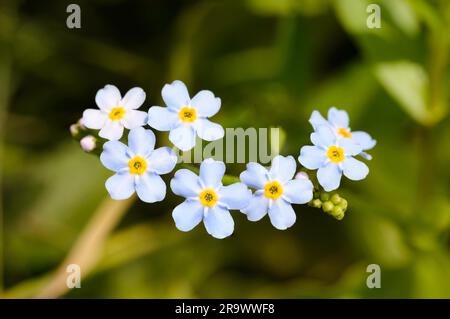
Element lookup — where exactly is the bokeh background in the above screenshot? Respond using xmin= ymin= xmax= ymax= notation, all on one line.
xmin=1 ymin=0 xmax=450 ymax=298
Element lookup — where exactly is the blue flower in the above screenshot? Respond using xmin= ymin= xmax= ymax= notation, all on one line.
xmin=147 ymin=80 xmax=224 ymax=151
xmin=239 ymin=155 xmax=313 ymax=230
xmin=170 ymin=158 xmax=251 ymax=239
xmin=309 ymin=107 xmax=376 ymax=159
xmin=100 ymin=127 xmax=177 ymax=202
xmin=299 ymin=125 xmax=369 ymax=192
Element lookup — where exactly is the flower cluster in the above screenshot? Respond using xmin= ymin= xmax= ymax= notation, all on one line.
xmin=73 ymin=82 xmax=375 ymax=239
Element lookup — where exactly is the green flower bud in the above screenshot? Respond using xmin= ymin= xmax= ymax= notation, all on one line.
xmin=322 ymin=201 xmax=334 ymax=213
xmin=332 ymin=206 xmax=345 ymax=220
xmin=331 ymin=193 xmax=342 ymax=205
xmin=311 ymin=199 xmax=322 ymax=208
xmin=320 ymin=193 xmax=330 ymax=201
xmin=338 ymin=198 xmax=348 ymax=210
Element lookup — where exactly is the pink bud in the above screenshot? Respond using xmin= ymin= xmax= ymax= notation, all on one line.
xmin=80 ymin=135 xmax=96 ymax=152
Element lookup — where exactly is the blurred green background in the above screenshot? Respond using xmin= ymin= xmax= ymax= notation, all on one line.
xmin=1 ymin=0 xmax=450 ymax=298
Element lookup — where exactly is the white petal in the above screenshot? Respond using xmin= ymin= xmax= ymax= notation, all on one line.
xmin=282 ymin=179 xmax=314 ymax=204
xmin=170 ymin=169 xmax=202 ymax=198
xmin=328 ymin=107 xmax=349 ymax=128
xmin=147 ymin=106 xmax=179 ymax=131
xmin=147 ymin=147 xmax=177 ymax=175
xmin=203 ymin=206 xmax=234 ymax=239
xmin=195 ymin=119 xmax=224 ymax=141
xmin=311 ymin=125 xmax=336 ymax=147
xmin=218 ymin=183 xmax=252 ymax=210
xmin=269 ymin=155 xmax=296 ymax=183
xmin=128 ymin=127 xmax=155 ymax=157
xmin=135 ymin=172 xmax=166 ymax=203
xmin=122 ymin=110 xmax=147 ymax=129
xmin=309 ymin=110 xmax=328 ymax=130
xmin=100 ymin=141 xmax=129 ymax=172
xmin=99 ymin=120 xmax=124 ymax=141
xmin=268 ymin=199 xmax=297 ymax=230
xmin=339 ymin=138 xmax=362 ymax=156
xmin=199 ymin=158 xmax=225 ymax=188
xmin=169 ymin=124 xmax=196 ymax=151
xmin=105 ymin=172 xmax=135 ymax=200
xmin=82 ymin=109 xmax=107 ymax=129
xmin=121 ymin=87 xmax=146 ymax=110
xmin=298 ymin=145 xmax=327 ymax=170
xmin=317 ymin=163 xmax=342 ymax=191
xmin=190 ymin=90 xmax=221 ymax=117
xmin=95 ymin=84 xmax=121 ymax=112
xmin=161 ymin=80 xmax=190 ymax=111
xmin=239 ymin=162 xmax=269 ymax=189
xmin=342 ymin=157 xmax=369 ymax=181
xmin=241 ymin=192 xmax=268 ymax=222
xmin=172 ymin=200 xmax=204 ymax=232
xmin=352 ymin=131 xmax=377 ymax=150
xmin=359 ymin=151 xmax=373 ymax=160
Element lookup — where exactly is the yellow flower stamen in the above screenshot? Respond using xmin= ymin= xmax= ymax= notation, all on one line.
xmin=327 ymin=146 xmax=345 ymax=163
xmin=128 ymin=156 xmax=148 ymax=175
xmin=199 ymin=188 xmax=218 ymax=208
xmin=109 ymin=107 xmax=126 ymax=121
xmin=337 ymin=127 xmax=352 ymax=138
xmin=178 ymin=106 xmax=197 ymax=123
xmin=264 ymin=180 xmax=283 ymax=200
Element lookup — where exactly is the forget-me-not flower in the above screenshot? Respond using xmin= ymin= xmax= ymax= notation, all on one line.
xmin=309 ymin=107 xmax=376 ymax=159
xmin=101 ymin=127 xmax=177 ymax=202
xmin=239 ymin=155 xmax=313 ymax=230
xmin=147 ymin=80 xmax=224 ymax=151
xmin=299 ymin=125 xmax=369 ymax=192
xmin=82 ymin=85 xmax=148 ymax=140
xmin=170 ymin=158 xmax=251 ymax=239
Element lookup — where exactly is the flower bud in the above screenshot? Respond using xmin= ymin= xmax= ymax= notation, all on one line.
xmin=322 ymin=201 xmax=334 ymax=213
xmin=331 ymin=193 xmax=342 ymax=205
xmin=80 ymin=135 xmax=97 ymax=152
xmin=311 ymin=199 xmax=322 ymax=208
xmin=295 ymin=171 xmax=309 ymax=180
xmin=331 ymin=206 xmax=345 ymax=220
xmin=338 ymin=198 xmax=348 ymax=210
xmin=70 ymin=124 xmax=79 ymax=137
xmin=320 ymin=193 xmax=330 ymax=201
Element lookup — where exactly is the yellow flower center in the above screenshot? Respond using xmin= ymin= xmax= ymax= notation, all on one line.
xmin=264 ymin=180 xmax=283 ymax=200
xmin=337 ymin=127 xmax=352 ymax=138
xmin=109 ymin=107 xmax=126 ymax=121
xmin=128 ymin=156 xmax=148 ymax=175
xmin=327 ymin=146 xmax=345 ymax=163
xmin=199 ymin=188 xmax=218 ymax=208
xmin=178 ymin=106 xmax=197 ymax=123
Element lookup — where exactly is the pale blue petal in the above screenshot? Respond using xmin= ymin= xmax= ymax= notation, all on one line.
xmin=317 ymin=163 xmax=342 ymax=191
xmin=122 ymin=110 xmax=147 ymax=129
xmin=172 ymin=200 xmax=204 ymax=232
xmin=239 ymin=162 xmax=269 ymax=189
xmin=282 ymin=179 xmax=314 ymax=204
xmin=128 ymin=127 xmax=155 ymax=157
xmin=147 ymin=147 xmax=178 ymax=175
xmin=342 ymin=157 xmax=369 ymax=181
xmin=147 ymin=106 xmax=179 ymax=131
xmin=199 ymin=158 xmax=225 ymax=188
xmin=195 ymin=119 xmax=224 ymax=141
xmin=311 ymin=125 xmax=336 ymax=147
xmin=82 ymin=109 xmax=107 ymax=129
xmin=169 ymin=124 xmax=196 ymax=151
xmin=105 ymin=172 xmax=135 ymax=200
xmin=328 ymin=107 xmax=349 ymax=128
xmin=218 ymin=182 xmax=252 ymax=210
xmin=298 ymin=145 xmax=327 ymax=170
xmin=190 ymin=90 xmax=221 ymax=118
xmin=269 ymin=155 xmax=296 ymax=183
xmin=121 ymin=87 xmax=146 ymax=110
xmin=352 ymin=131 xmax=377 ymax=150
xmin=99 ymin=120 xmax=124 ymax=141
xmin=170 ymin=169 xmax=202 ymax=198
xmin=161 ymin=80 xmax=190 ymax=111
xmin=100 ymin=141 xmax=129 ymax=172
xmin=203 ymin=206 xmax=234 ymax=239
xmin=359 ymin=151 xmax=373 ymax=160
xmin=135 ymin=172 xmax=166 ymax=203
xmin=95 ymin=84 xmax=121 ymax=112
xmin=338 ymin=138 xmax=362 ymax=156
xmin=241 ymin=192 xmax=268 ymax=221
xmin=309 ymin=110 xmax=328 ymax=130
xmin=268 ymin=199 xmax=297 ymax=230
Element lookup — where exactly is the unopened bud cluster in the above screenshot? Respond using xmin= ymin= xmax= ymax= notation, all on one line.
xmin=309 ymin=192 xmax=348 ymax=220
